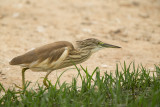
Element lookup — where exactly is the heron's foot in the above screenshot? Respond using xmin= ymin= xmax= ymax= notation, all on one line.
xmin=13 ymin=83 xmax=27 ymax=94
xmin=14 ymin=83 xmax=23 ymax=90
xmin=43 ymin=79 xmax=51 ymax=89
xmin=43 ymin=81 xmax=49 ymax=88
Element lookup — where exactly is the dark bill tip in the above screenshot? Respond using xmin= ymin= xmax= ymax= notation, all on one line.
xmin=102 ymin=43 xmax=121 ymax=48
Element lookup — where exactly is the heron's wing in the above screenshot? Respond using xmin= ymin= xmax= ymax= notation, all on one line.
xmin=10 ymin=41 xmax=74 ymax=65
xmin=28 ymin=47 xmax=69 ymax=69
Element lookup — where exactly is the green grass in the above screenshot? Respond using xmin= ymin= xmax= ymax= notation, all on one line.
xmin=0 ymin=62 xmax=160 ymax=107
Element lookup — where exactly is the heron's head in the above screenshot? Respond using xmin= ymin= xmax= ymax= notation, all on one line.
xmin=76 ymin=38 xmax=121 ymax=53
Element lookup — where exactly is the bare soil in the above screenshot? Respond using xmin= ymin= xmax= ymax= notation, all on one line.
xmin=0 ymin=0 xmax=160 ymax=89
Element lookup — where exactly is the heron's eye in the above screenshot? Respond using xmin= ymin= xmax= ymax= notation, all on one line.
xmin=98 ymin=42 xmax=104 ymax=45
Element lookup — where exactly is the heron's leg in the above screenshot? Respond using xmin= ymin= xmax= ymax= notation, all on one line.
xmin=22 ymin=68 xmax=29 ymax=89
xmin=43 ymin=70 xmax=53 ymax=88
xmin=15 ymin=68 xmax=29 ymax=90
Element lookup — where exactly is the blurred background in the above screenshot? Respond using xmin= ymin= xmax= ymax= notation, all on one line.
xmin=0 ymin=0 xmax=160 ymax=88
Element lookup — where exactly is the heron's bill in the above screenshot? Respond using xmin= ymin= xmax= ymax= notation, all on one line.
xmin=101 ymin=43 xmax=121 ymax=48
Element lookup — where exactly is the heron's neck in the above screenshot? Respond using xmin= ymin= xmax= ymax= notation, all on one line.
xmin=77 ymin=46 xmax=102 ymax=54
xmin=76 ymin=47 xmax=92 ymax=54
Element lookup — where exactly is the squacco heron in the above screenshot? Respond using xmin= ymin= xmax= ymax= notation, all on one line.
xmin=9 ymin=38 xmax=121 ymax=89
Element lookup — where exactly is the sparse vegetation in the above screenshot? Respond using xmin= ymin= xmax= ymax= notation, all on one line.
xmin=0 ymin=62 xmax=160 ymax=107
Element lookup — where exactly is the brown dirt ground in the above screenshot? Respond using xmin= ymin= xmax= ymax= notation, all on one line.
xmin=0 ymin=0 xmax=160 ymax=89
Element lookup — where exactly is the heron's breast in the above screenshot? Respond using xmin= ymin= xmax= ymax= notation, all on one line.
xmin=57 ymin=51 xmax=92 ymax=69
